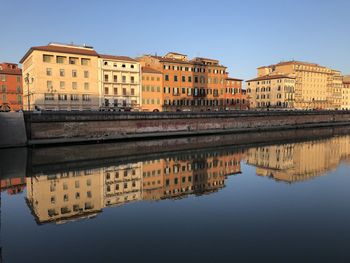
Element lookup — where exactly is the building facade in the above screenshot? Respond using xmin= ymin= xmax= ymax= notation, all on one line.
xmin=98 ymin=55 xmax=141 ymax=110
xmin=0 ymin=63 xmax=22 ymax=111
xmin=342 ymin=76 xmax=350 ymax=110
xmin=246 ymin=75 xmax=295 ymax=108
xmin=20 ymin=43 xmax=99 ymax=111
xmin=139 ymin=52 xmax=229 ymax=111
xmin=141 ymin=67 xmax=163 ymax=111
xmin=225 ymin=77 xmax=249 ymax=109
xmin=254 ymin=61 xmax=341 ymax=109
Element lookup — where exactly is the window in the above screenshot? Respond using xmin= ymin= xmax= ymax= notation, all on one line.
xmin=131 ymin=64 xmax=134 ymax=69
xmin=87 ymin=179 xmax=91 ymax=186
xmin=131 ymin=88 xmax=135 ymax=95
xmin=182 ymin=76 xmax=186 ymax=82
xmin=44 ymin=93 xmax=54 ymax=100
xmin=174 ymin=75 xmax=178 ymax=82
xmin=72 ymin=82 xmax=77 ymax=89
xmin=71 ymin=94 xmax=79 ymax=101
xmin=122 ymin=64 xmax=126 ymax=68
xmin=58 ymin=94 xmax=67 ymax=101
xmin=194 ymin=76 xmax=198 ymax=83
xmin=84 ymin=82 xmax=89 ymax=90
xmin=113 ymin=75 xmax=118 ymax=82
xmin=47 ymin=81 xmax=53 ymax=89
xmin=16 ymin=76 xmax=21 ymax=82
xmin=72 ymin=70 xmax=77 ymax=77
xmin=60 ymin=69 xmax=65 ymax=77
xmin=2 ymin=94 xmax=7 ymax=101
xmin=104 ymin=74 xmax=109 ymax=82
xmin=131 ymin=76 xmax=135 ymax=83
xmin=69 ymin=57 xmax=78 ymax=65
xmin=87 ymin=191 xmax=92 ymax=198
xmin=82 ymin=94 xmax=90 ymax=101
xmin=56 ymin=56 xmax=65 ymax=64
xmin=105 ymin=87 xmax=109 ymax=95
xmin=123 ymin=88 xmax=126 ymax=96
xmin=46 ymin=68 xmax=52 ymax=76
xmin=84 ymin=71 xmax=89 ymax=78
xmin=60 ymin=81 xmax=65 ymax=89
xmin=51 ymin=196 xmax=56 ymax=204
xmin=17 ymin=95 xmax=22 ymax=102
xmin=114 ymin=87 xmax=118 ymax=95
xmin=0 ymin=75 xmax=6 ymax=81
xmin=81 ymin=58 xmax=90 ymax=65
xmin=43 ymin=55 xmax=52 ymax=62
xmin=122 ymin=76 xmax=126 ymax=83
xmin=165 ymin=75 xmax=169 ymax=81
xmin=1 ymin=85 xmax=6 ymax=92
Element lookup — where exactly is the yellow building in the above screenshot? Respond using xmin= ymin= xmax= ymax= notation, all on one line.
xmin=20 ymin=43 xmax=100 ymax=111
xmin=246 ymin=75 xmax=295 ymax=108
xmin=255 ymin=61 xmax=342 ymax=109
xmin=342 ymin=76 xmax=350 ymax=110
xmin=245 ymin=136 xmax=350 ymax=183
xmin=26 ymin=169 xmax=104 ymax=224
xmin=98 ymin=54 xmax=141 ymax=110
xmin=332 ymin=70 xmax=343 ymax=110
xmin=140 ymin=67 xmax=163 ymax=112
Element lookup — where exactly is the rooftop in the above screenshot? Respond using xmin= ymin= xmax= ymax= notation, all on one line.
xmin=246 ymin=74 xmax=295 ymax=82
xmin=20 ymin=43 xmax=99 ymax=63
xmin=99 ymin=54 xmax=137 ymax=62
xmin=142 ymin=67 xmax=162 ymax=74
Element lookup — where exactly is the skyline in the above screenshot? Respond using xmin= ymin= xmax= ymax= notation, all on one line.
xmin=2 ymin=0 xmax=350 ymax=80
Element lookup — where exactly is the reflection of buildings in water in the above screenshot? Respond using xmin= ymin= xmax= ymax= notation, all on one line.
xmin=25 ymin=150 xmax=244 ymax=224
xmin=246 ymin=136 xmax=350 ymax=183
xmin=26 ymin=169 xmax=104 ymax=224
xmin=0 ymin=177 xmax=26 ymax=195
xmin=142 ymin=151 xmax=243 ymax=200
xmin=104 ymin=163 xmax=143 ymax=207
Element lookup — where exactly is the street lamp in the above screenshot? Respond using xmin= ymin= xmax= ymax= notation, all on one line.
xmin=24 ymin=73 xmax=34 ymax=111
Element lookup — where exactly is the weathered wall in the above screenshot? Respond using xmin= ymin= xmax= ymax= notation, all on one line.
xmin=23 ymin=110 xmax=350 ymax=145
xmin=0 ymin=112 xmax=27 ymax=148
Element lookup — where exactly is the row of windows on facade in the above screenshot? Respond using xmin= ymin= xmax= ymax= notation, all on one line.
xmin=142 ymin=86 xmax=161 ymax=92
xmin=44 ymin=93 xmax=91 ymax=101
xmin=106 ymin=181 xmax=137 ymax=192
xmin=49 ymin=190 xmax=93 ymax=204
xmin=46 ymin=68 xmax=90 ymax=78
xmin=247 ymin=86 xmax=295 ymax=93
xmin=142 ymin=98 xmax=161 ymax=105
xmin=0 ymin=75 xmax=21 ymax=82
xmin=103 ymin=61 xmax=137 ymax=69
xmin=1 ymin=85 xmax=22 ymax=93
xmin=104 ymin=75 xmax=136 ymax=83
xmin=1 ymin=94 xmax=22 ymax=102
xmin=105 ymin=169 xmax=136 ymax=179
xmin=256 ymin=101 xmax=290 ymax=107
xmin=104 ymin=87 xmax=135 ymax=96
xmin=43 ymin=54 xmax=91 ymax=65
xmin=48 ymin=202 xmax=94 ymax=217
xmin=255 ymin=93 xmax=293 ymax=99
xmin=163 ymin=64 xmax=225 ymax=74
xmin=248 ymin=79 xmax=295 ymax=86
xmin=164 ymin=99 xmax=225 ymax=106
xmin=142 ymin=76 xmax=161 ymax=81
xmin=49 ymin=179 xmax=92 ymax=192
xmin=47 ymin=80 xmax=90 ymax=90
xmin=164 ymin=175 xmax=224 ymax=187
xmin=164 ymin=74 xmax=224 ymax=84
xmin=163 ymin=87 xmax=220 ymax=96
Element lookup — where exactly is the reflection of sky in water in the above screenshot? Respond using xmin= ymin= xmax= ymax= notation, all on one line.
xmin=1 ymin=137 xmax=350 ymax=262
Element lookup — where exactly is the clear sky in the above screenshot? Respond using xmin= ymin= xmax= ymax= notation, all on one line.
xmin=2 ymin=0 xmax=350 ymax=80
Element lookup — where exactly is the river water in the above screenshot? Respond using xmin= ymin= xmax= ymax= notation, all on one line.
xmin=1 ymin=132 xmax=350 ymax=262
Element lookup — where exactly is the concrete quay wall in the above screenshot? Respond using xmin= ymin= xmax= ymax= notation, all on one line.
xmin=22 ymin=110 xmax=350 ymax=146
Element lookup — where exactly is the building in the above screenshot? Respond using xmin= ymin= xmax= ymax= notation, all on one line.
xmin=26 ymin=169 xmax=104 ymax=224
xmin=246 ymin=75 xmax=295 ymax=108
xmin=98 ymin=55 xmax=141 ymax=110
xmin=20 ymin=43 xmax=99 ymax=111
xmin=225 ymin=77 xmax=249 ymax=109
xmin=139 ymin=52 xmax=228 ymax=111
xmin=0 ymin=63 xmax=22 ymax=111
xmin=252 ymin=60 xmax=342 ymax=109
xmin=332 ymin=70 xmax=343 ymax=110
xmin=141 ymin=67 xmax=163 ymax=111
xmin=342 ymin=76 xmax=350 ymax=110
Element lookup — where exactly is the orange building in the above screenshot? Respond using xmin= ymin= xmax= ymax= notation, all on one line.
xmin=225 ymin=77 xmax=249 ymax=109
xmin=0 ymin=63 xmax=22 ymax=111
xmin=141 ymin=67 xmax=163 ymax=111
xmin=139 ymin=52 xmax=228 ymax=111
xmin=0 ymin=177 xmax=26 ymax=195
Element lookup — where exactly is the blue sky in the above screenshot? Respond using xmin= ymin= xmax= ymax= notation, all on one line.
xmin=2 ymin=0 xmax=349 ymax=80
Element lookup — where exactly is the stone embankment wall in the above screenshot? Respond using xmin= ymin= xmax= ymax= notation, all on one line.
xmin=21 ymin=110 xmax=350 ymax=146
